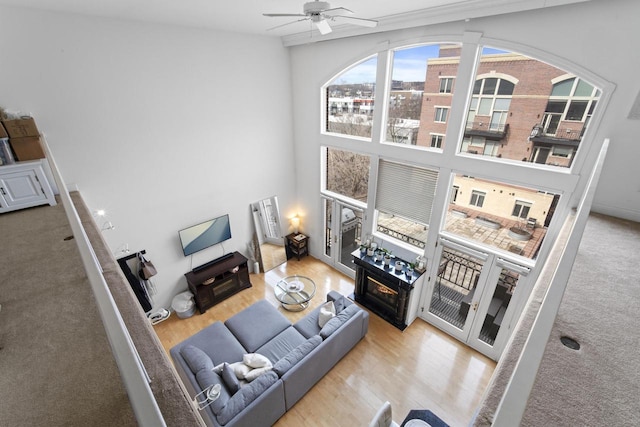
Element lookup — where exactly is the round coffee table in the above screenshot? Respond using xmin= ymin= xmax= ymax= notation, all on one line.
xmin=274 ymin=275 xmax=316 ymax=311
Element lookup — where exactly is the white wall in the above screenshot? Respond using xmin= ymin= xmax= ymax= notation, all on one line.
xmin=289 ymin=0 xmax=640 ymax=261
xmin=0 ymin=6 xmax=297 ymax=311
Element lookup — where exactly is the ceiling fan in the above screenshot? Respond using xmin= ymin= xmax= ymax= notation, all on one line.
xmin=263 ymin=0 xmax=378 ymax=35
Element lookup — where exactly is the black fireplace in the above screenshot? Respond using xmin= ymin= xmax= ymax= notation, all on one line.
xmin=352 ymin=250 xmax=422 ymax=330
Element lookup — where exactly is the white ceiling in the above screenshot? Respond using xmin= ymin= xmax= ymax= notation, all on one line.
xmin=0 ymin=0 xmax=592 ymax=43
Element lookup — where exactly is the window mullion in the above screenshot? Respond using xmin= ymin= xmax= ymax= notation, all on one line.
xmin=371 ymin=47 xmax=391 ymax=144
xmin=442 ymin=31 xmax=483 ymax=159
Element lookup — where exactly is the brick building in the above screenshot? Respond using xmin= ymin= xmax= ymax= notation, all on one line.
xmin=418 ymin=45 xmax=600 ymax=168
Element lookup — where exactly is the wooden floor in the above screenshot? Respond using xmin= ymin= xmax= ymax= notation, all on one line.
xmin=154 ymin=256 xmax=496 ymax=427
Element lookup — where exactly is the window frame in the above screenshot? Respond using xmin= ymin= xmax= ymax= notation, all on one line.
xmin=470 ymin=190 xmax=486 ymax=207
xmin=434 ymin=106 xmax=449 ymax=123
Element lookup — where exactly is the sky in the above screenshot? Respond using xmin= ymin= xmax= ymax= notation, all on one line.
xmin=331 ymin=45 xmax=508 ymax=85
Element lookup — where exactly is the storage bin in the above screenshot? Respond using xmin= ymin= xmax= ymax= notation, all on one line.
xmin=172 ymin=291 xmax=196 ymax=319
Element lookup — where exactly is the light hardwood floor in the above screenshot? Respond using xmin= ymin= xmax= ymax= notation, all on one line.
xmin=154 ymin=256 xmax=496 ymax=427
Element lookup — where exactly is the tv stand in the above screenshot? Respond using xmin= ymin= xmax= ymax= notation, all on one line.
xmin=193 ymin=252 xmax=234 ymax=273
xmin=185 ymin=251 xmax=251 ymax=314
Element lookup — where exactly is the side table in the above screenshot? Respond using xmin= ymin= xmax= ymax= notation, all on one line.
xmin=285 ymin=233 xmax=308 ymax=260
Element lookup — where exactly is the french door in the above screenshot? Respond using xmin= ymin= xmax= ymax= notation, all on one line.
xmin=421 ymin=239 xmax=531 ymax=360
xmin=322 ymin=197 xmax=364 ymax=276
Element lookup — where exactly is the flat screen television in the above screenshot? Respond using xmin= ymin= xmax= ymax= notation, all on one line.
xmin=178 ymin=214 xmax=232 ymax=257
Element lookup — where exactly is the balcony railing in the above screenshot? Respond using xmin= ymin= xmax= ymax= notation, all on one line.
xmin=464 ymin=121 xmax=509 ymax=140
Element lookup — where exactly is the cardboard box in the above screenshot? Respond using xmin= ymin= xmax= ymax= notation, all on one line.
xmin=2 ymin=117 xmax=40 ymax=138
xmin=0 ymin=122 xmax=8 ymax=139
xmin=9 ymin=136 xmax=45 ymax=161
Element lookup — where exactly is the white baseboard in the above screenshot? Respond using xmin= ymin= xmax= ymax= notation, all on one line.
xmin=591 ymin=203 xmax=640 ymax=223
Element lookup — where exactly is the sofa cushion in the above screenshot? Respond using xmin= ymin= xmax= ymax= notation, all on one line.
xmin=320 ymin=304 xmax=360 ymax=339
xmin=293 ymin=305 xmax=324 ymax=339
xmin=196 ymin=368 xmax=231 ymax=415
xmin=221 ymin=363 xmax=240 ymax=394
xmin=225 ymin=300 xmax=291 ymax=352
xmin=318 ymin=301 xmax=336 ymax=327
xmin=273 ymin=335 xmax=322 ymax=377
xmin=255 ymin=326 xmax=307 ymax=364
xmin=176 ymin=321 xmax=246 ymax=366
xmin=216 ymin=370 xmax=279 ymax=425
xmin=181 ymin=345 xmax=214 ymax=374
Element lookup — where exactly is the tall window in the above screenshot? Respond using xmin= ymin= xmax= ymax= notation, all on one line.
xmin=324 ymin=147 xmax=370 ymax=203
xmin=375 ymin=160 xmax=439 ymax=249
xmin=326 ymin=56 xmax=377 ymax=139
xmin=386 ymin=43 xmax=461 ymax=149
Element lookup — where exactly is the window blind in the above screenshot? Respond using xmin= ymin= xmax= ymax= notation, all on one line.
xmin=375 ymin=159 xmax=439 ymax=225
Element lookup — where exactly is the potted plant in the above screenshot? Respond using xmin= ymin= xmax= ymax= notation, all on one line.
xmin=406 ymin=262 xmax=415 ymax=278
xmin=395 ymin=260 xmax=404 ymax=273
xmin=383 ymin=249 xmax=392 ymax=267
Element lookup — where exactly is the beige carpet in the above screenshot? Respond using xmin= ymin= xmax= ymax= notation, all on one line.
xmin=0 ymin=202 xmax=136 ymax=426
xmin=475 ymin=212 xmax=640 ymax=426
xmin=521 ymin=213 xmax=640 ymax=426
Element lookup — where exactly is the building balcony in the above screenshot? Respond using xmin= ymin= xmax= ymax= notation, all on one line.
xmin=464 ymin=121 xmax=509 ymax=140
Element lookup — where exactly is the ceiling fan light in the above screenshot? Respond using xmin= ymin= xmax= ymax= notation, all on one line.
xmin=315 ymin=18 xmax=332 ymax=35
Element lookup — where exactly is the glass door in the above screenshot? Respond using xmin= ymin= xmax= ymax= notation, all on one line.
xmin=467 ymin=258 xmax=530 ymax=360
xmin=423 ymin=240 xmax=489 ymax=342
xmin=322 ymin=196 xmax=364 ymax=275
xmin=421 ymin=239 xmax=531 ymax=360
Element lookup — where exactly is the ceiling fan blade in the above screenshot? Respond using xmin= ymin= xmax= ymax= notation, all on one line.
xmin=315 ymin=18 xmax=332 ymax=35
xmin=323 ymin=7 xmax=353 ymax=16
xmin=332 ymin=15 xmax=378 ymax=28
xmin=266 ymin=17 xmax=309 ymax=31
xmin=263 ymin=13 xmax=307 ymax=17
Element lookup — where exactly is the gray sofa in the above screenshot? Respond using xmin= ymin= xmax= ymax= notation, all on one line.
xmin=170 ymin=291 xmax=369 ymax=427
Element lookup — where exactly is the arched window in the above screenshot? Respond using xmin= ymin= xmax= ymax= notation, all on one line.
xmin=325 ymin=56 xmax=377 ymax=139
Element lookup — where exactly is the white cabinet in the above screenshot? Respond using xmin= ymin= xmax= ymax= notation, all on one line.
xmin=0 ymin=160 xmax=57 ymax=213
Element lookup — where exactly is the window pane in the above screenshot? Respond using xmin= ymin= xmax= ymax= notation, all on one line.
xmin=375 ymin=160 xmax=439 ymax=249
xmin=551 ymin=78 xmax=574 ymax=96
xmin=494 ymin=98 xmax=511 ymax=111
xmin=387 ymin=43 xmax=462 ymax=149
xmin=478 ymin=98 xmax=492 ymax=115
xmin=458 ymin=47 xmax=601 ymax=169
xmin=445 ymin=174 xmax=559 ymax=260
xmin=325 ymin=147 xmax=369 ymax=203
xmin=482 ymin=78 xmax=497 ymax=95
xmin=497 ymin=80 xmax=515 ymax=95
xmin=326 ymin=56 xmax=377 ymax=139
xmin=574 ymin=79 xmax=594 ymax=96
xmin=473 ymin=80 xmax=482 ymax=94
xmin=566 ymin=100 xmax=588 ymax=120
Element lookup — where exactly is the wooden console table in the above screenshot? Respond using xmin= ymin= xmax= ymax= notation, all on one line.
xmin=184 ymin=252 xmax=251 ymax=314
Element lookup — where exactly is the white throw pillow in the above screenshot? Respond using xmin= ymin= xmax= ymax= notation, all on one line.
xmin=229 ymin=361 xmax=251 ymax=379
xmin=244 ymin=366 xmax=272 ymax=382
xmin=243 ymin=353 xmax=272 ymax=369
xmin=318 ymin=301 xmax=336 ymax=328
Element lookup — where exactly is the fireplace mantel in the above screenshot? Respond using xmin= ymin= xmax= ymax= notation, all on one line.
xmin=351 ymin=249 xmax=424 ymax=330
